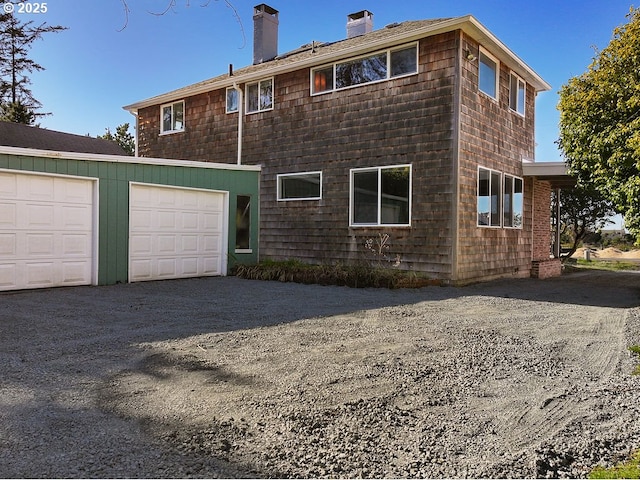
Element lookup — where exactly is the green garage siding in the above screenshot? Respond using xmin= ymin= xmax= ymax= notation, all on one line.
xmin=0 ymin=149 xmax=260 ymax=286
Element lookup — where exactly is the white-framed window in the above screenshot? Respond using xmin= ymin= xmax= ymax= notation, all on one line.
xmin=350 ymin=165 xmax=411 ymax=227
xmin=477 ymin=167 xmax=502 ymax=227
xmin=277 ymin=172 xmax=322 ymax=201
xmin=503 ymin=174 xmax=524 ymax=228
xmin=509 ymin=73 xmax=526 ymax=116
xmin=226 ymin=87 xmax=239 ymax=113
xmin=311 ymin=43 xmax=418 ymax=95
xmin=246 ymin=77 xmax=273 ymax=113
xmin=478 ymin=47 xmax=499 ymax=100
xmin=160 ymin=100 xmax=185 ymax=134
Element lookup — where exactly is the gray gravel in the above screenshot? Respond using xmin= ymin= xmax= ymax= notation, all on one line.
xmin=1 ymin=269 xmax=640 ymax=478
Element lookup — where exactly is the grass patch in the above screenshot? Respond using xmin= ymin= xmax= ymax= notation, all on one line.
xmin=232 ymin=259 xmax=436 ymax=289
xmin=630 ymin=345 xmax=640 ymax=376
xmin=589 ymin=450 xmax=640 ymax=479
xmin=575 ymin=259 xmax=640 ymax=271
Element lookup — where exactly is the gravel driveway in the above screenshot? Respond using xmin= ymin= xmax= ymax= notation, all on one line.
xmin=1 ymin=270 xmax=640 ymax=478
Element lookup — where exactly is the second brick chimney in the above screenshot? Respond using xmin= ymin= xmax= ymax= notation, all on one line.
xmin=347 ymin=10 xmax=373 ymax=38
xmin=253 ymin=4 xmax=279 ymax=64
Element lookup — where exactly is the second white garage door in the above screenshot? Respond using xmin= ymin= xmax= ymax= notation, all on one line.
xmin=129 ymin=183 xmax=227 ymax=282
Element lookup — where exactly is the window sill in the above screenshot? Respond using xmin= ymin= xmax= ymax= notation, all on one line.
xmin=159 ymin=129 xmax=185 ymax=136
xmin=245 ymin=108 xmax=274 ymax=115
xmin=350 ymin=224 xmax=412 ymax=229
xmin=235 ymin=249 xmax=253 ymax=254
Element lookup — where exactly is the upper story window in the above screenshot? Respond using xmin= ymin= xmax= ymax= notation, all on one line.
xmin=350 ymin=165 xmax=411 ymax=227
xmin=226 ymin=87 xmax=239 ymax=113
xmin=478 ymin=47 xmax=499 ymax=100
xmin=160 ymin=100 xmax=184 ymax=134
xmin=509 ymin=73 xmax=526 ymax=116
xmin=312 ymin=43 xmax=418 ymax=95
xmin=246 ymin=78 xmax=273 ymax=113
xmin=277 ymin=172 xmax=322 ymax=201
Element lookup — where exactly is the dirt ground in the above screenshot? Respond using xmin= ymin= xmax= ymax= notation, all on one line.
xmin=1 ymin=269 xmax=640 ymax=478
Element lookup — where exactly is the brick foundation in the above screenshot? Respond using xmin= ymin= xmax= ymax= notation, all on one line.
xmin=531 ymin=258 xmax=562 ymax=279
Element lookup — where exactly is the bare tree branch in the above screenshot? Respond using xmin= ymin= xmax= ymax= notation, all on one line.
xmin=117 ymin=0 xmax=245 ymax=48
xmin=117 ymin=0 xmax=131 ymax=32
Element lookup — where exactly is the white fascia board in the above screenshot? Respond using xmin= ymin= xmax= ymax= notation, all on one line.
xmin=522 ymin=161 xmax=569 ymax=177
xmin=123 ymin=15 xmax=550 ymax=113
xmin=0 ymin=145 xmax=261 ymax=172
xmin=460 ymin=16 xmax=551 ymax=93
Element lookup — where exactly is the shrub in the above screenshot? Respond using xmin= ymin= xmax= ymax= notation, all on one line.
xmin=232 ymin=260 xmax=435 ymax=289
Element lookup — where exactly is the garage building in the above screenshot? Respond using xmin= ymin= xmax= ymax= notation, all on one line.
xmin=0 ymin=123 xmax=260 ymax=291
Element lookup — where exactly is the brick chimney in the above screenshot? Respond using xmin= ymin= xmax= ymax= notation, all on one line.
xmin=347 ymin=10 xmax=373 ymax=38
xmin=253 ymin=4 xmax=279 ymax=65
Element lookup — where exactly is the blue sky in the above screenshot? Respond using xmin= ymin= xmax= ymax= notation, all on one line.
xmin=22 ymin=0 xmax=635 ymax=163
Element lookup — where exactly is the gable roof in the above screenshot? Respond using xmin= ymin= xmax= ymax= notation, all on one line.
xmin=0 ymin=121 xmax=127 ymax=156
xmin=124 ymin=15 xmax=550 ymax=113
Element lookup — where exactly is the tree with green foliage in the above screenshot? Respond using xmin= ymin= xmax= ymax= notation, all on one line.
xmin=98 ymin=123 xmax=135 ymax=156
xmin=0 ymin=13 xmax=66 ymax=124
xmin=554 ymin=186 xmax=616 ymax=260
xmin=557 ymin=7 xmax=640 ymax=244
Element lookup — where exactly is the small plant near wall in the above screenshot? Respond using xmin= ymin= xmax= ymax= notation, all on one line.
xmin=364 ymin=233 xmax=401 ymax=268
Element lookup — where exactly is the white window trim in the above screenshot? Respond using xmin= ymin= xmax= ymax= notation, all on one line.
xmin=477 ymin=166 xmax=502 ymax=228
xmin=159 ymin=100 xmax=185 ymax=135
xmin=277 ymin=171 xmax=323 ymax=201
xmin=226 ymin=87 xmax=239 ymax=114
xmin=503 ymin=174 xmax=524 ymax=229
xmin=245 ymin=77 xmax=274 ymax=114
xmin=478 ymin=46 xmax=500 ymax=102
xmin=509 ymin=72 xmax=526 ymax=117
xmin=311 ymin=42 xmax=419 ymax=96
xmin=349 ymin=164 xmax=412 ymax=227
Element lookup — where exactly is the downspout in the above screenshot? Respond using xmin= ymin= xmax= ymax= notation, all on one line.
xmin=233 ymin=82 xmax=244 ymax=165
xmin=451 ymin=31 xmax=463 ymax=284
xmin=133 ymin=110 xmax=139 ymax=157
xmin=554 ymin=187 xmax=561 ymax=258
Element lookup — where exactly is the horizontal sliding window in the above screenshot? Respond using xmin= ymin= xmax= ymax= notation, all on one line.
xmin=312 ymin=43 xmax=418 ymax=94
xmin=277 ymin=172 xmax=322 ymax=201
xmin=160 ymin=100 xmax=184 ymax=134
xmin=246 ymin=78 xmax=273 ymax=113
xmin=350 ymin=165 xmax=411 ymax=226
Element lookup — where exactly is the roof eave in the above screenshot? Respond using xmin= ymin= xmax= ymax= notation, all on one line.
xmin=123 ymin=15 xmax=550 ymax=113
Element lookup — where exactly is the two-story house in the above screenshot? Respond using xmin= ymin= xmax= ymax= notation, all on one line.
xmin=125 ymin=4 xmax=562 ymax=284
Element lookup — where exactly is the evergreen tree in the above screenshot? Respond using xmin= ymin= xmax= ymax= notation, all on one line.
xmin=0 ymin=13 xmax=66 ymax=124
xmin=98 ymin=123 xmax=135 ymax=156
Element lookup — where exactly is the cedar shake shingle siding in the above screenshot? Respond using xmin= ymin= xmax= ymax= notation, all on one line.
xmin=130 ymin=14 xmax=552 ymax=284
xmin=455 ymin=34 xmax=536 ymax=282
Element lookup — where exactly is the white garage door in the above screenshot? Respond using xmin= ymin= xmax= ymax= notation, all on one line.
xmin=129 ymin=183 xmax=227 ymax=282
xmin=0 ymin=170 xmax=96 ymax=291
